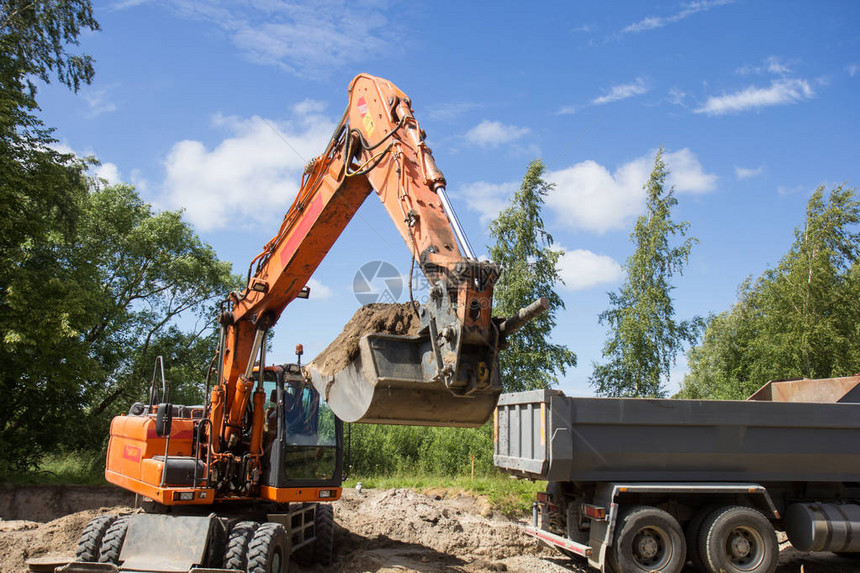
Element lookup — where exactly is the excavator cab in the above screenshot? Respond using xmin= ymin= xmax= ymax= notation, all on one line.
xmin=259 ymin=364 xmax=343 ymax=491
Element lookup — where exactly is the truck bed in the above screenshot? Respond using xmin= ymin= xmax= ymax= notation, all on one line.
xmin=494 ymin=390 xmax=860 ymax=483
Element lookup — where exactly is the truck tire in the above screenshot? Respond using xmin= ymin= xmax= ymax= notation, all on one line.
xmin=246 ymin=522 xmax=289 ymax=573
xmin=223 ymin=520 xmax=259 ymax=571
xmin=98 ymin=515 xmax=130 ymax=564
xmin=314 ymin=504 xmax=334 ymax=566
xmin=607 ymin=506 xmax=685 ymax=573
xmin=697 ymin=506 xmax=777 ymax=573
xmin=686 ymin=505 xmax=717 ymax=572
xmin=75 ymin=515 xmax=118 ymax=563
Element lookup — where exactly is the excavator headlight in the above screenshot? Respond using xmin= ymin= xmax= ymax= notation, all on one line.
xmin=172 ymin=491 xmax=195 ymax=501
xmin=318 ymin=489 xmax=335 ymax=499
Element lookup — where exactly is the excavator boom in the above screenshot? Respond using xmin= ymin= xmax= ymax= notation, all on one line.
xmin=212 ymin=74 xmax=511 ymax=435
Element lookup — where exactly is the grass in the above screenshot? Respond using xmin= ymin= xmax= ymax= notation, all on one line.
xmin=343 ymin=472 xmax=545 ymax=518
xmin=1 ymin=454 xmax=543 ymax=519
xmin=0 ymin=451 xmax=107 ymax=486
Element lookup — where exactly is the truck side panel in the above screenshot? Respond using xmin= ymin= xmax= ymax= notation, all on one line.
xmin=495 ymin=391 xmax=860 ymax=483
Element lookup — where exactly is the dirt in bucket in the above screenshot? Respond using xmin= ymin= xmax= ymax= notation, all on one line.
xmin=308 ymin=303 xmax=422 ymax=376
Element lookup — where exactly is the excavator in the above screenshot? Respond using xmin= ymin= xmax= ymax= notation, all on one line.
xmin=59 ymin=74 xmax=548 ymax=573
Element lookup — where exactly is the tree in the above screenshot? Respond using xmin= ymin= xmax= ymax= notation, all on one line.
xmin=591 ymin=148 xmax=700 ymax=397
xmin=0 ymin=184 xmax=236 ymax=468
xmin=681 ymin=185 xmax=860 ymax=400
xmin=488 ymin=159 xmax=576 ymax=392
xmin=0 ymin=0 xmax=100 ymax=468
xmin=1 ymin=0 xmax=99 ymax=93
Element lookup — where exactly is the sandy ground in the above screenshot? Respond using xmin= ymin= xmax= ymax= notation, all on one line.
xmin=1 ymin=487 xmax=859 ymax=573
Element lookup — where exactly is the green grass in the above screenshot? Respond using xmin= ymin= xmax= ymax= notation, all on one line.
xmin=0 ymin=451 xmax=107 ymax=486
xmin=343 ymin=472 xmax=545 ymax=518
xmin=1 ymin=454 xmax=542 ymax=519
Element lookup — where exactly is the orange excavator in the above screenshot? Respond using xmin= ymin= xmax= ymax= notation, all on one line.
xmin=61 ymin=74 xmax=547 ymax=573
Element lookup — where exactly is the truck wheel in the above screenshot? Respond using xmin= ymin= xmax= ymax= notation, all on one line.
xmin=608 ymin=506 xmax=686 ymax=573
xmin=223 ymin=521 xmax=259 ymax=571
xmin=246 ymin=522 xmax=289 ymax=573
xmin=75 ymin=515 xmax=118 ymax=563
xmin=314 ymin=504 xmax=335 ymax=566
xmin=98 ymin=515 xmax=130 ymax=564
xmin=697 ymin=506 xmax=777 ymax=573
xmin=686 ymin=505 xmax=717 ymax=572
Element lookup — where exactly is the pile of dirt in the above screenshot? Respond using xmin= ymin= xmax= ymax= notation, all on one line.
xmin=309 ymin=303 xmax=422 ymax=375
xmin=0 ymin=507 xmax=134 ymax=573
xmin=3 ymin=486 xmax=857 ymax=573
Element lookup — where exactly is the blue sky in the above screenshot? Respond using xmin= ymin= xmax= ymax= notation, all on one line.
xmin=38 ymin=0 xmax=860 ymax=396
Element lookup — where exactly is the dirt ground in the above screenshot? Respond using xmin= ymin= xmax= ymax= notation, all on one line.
xmin=1 ymin=487 xmax=859 ymax=573
xmin=308 ymin=302 xmax=421 ymax=376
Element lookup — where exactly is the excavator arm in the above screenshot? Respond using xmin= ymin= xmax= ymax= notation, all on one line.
xmin=208 ymin=74 xmax=541 ymax=459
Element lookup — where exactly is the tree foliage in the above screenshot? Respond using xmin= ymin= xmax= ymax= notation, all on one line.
xmin=1 ymin=0 xmax=99 ymax=93
xmin=0 ymin=3 xmax=238 ymax=469
xmin=681 ymin=185 xmax=860 ymax=400
xmin=591 ymin=148 xmax=700 ymax=397
xmin=1 ymin=184 xmax=235 ymax=468
xmin=488 ymin=160 xmax=576 ymax=392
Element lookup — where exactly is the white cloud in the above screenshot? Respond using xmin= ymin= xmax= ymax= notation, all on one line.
xmin=737 ymin=56 xmax=793 ymax=77
xmin=457 ymin=181 xmax=517 ymax=224
xmin=557 ymin=248 xmax=623 ymax=291
xmin=546 ymin=148 xmax=716 ymax=233
xmin=592 ymin=78 xmax=649 ymax=105
xmin=95 ymin=162 xmax=122 ymax=185
xmin=695 ymin=78 xmax=815 ymax=116
xmin=82 ymin=87 xmax=118 ymax=117
xmin=464 ymin=120 xmax=530 ymax=148
xmin=622 ymin=0 xmax=734 ymax=34
xmin=306 ymin=278 xmax=333 ymax=299
xmin=735 ymin=165 xmax=764 ymax=180
xmin=766 ymin=57 xmax=792 ymax=75
xmin=847 ymin=64 xmax=859 ymax=78
xmin=49 ymin=142 xmax=124 ymax=187
xmin=128 ymin=1 xmax=400 ymax=78
xmin=557 ymin=105 xmax=578 ymax=115
xmin=425 ymin=102 xmax=479 ymax=121
xmin=667 ymin=87 xmax=687 ymax=107
xmin=159 ymin=101 xmax=336 ymax=231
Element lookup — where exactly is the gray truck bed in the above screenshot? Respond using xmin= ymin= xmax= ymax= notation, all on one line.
xmin=494 ymin=390 xmax=860 ymax=483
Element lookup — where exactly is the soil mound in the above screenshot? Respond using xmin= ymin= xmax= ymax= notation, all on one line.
xmin=0 ymin=507 xmax=134 ymax=573
xmin=309 ymin=303 xmax=421 ymax=375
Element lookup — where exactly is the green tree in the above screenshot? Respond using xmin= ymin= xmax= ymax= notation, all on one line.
xmin=488 ymin=159 xmax=576 ymax=392
xmin=0 ymin=184 xmax=235 ymax=468
xmin=591 ymin=148 xmax=700 ymax=397
xmin=0 ymin=0 xmax=100 ymax=469
xmin=681 ymin=185 xmax=860 ymax=399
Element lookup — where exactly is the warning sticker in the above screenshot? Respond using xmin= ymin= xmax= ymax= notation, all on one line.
xmin=362 ymin=114 xmax=375 ymax=136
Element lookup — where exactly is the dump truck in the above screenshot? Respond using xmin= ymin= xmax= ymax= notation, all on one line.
xmin=494 ymin=376 xmax=860 ymax=573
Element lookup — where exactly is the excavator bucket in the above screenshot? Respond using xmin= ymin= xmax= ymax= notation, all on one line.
xmin=306 ymin=298 xmax=501 ymax=427
xmin=306 ymin=297 xmax=549 ymax=427
xmin=307 ymin=331 xmax=501 ymax=427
